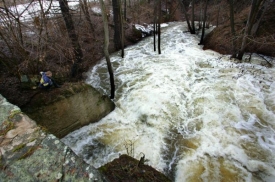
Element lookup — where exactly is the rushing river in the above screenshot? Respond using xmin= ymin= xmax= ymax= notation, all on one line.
xmin=62 ymin=22 xmax=275 ymax=181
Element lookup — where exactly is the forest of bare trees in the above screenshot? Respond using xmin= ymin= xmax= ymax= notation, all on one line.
xmin=0 ymin=0 xmax=274 ymax=103
xmin=0 ymin=0 xmax=169 ymax=78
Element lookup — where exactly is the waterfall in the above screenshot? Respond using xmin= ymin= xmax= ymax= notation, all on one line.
xmin=62 ymin=22 xmax=275 ymax=181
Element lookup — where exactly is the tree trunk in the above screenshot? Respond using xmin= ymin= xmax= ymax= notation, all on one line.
xmin=216 ymin=0 xmax=220 ymax=27
xmin=153 ymin=0 xmax=157 ymax=52
xmin=99 ymin=0 xmax=115 ymax=99
xmin=153 ymin=22 xmax=156 ymax=52
xmin=251 ymin=0 xmax=271 ymax=36
xmin=199 ymin=1 xmax=202 ymax=29
xmin=191 ymin=0 xmax=195 ymax=32
xmin=0 ymin=31 xmax=17 ymax=72
xmin=59 ymin=0 xmax=83 ymax=77
xmin=158 ymin=0 xmax=161 ymax=54
xmin=199 ymin=0 xmax=209 ymax=45
xmin=124 ymin=0 xmax=127 ymax=21
xmin=80 ymin=0 xmax=95 ymax=33
xmin=228 ymin=0 xmax=237 ymax=58
xmin=138 ymin=0 xmax=140 ymax=24
xmin=178 ymin=0 xmax=195 ymax=34
xmin=120 ymin=0 xmax=125 ymax=58
xmin=237 ymin=0 xmax=268 ymax=60
xmin=38 ymin=0 xmax=52 ymax=49
xmin=112 ymin=0 xmax=123 ymax=51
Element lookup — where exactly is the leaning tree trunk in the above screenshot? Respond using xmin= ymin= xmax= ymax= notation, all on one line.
xmin=99 ymin=0 xmax=115 ymax=99
xmin=58 ymin=0 xmax=83 ymax=77
xmin=237 ymin=0 xmax=272 ymax=60
xmin=199 ymin=0 xmax=209 ymax=45
xmin=178 ymin=0 xmax=195 ymax=34
xmin=251 ymin=0 xmax=271 ymax=36
xmin=80 ymin=0 xmax=95 ymax=33
xmin=237 ymin=0 xmax=257 ymax=60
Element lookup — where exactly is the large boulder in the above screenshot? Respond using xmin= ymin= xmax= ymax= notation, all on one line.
xmin=21 ymin=82 xmax=115 ymax=138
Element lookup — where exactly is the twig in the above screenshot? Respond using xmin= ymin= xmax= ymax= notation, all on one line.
xmin=257 ymin=54 xmax=273 ymax=67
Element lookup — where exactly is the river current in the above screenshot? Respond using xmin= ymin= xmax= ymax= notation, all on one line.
xmin=62 ymin=22 xmax=275 ymax=181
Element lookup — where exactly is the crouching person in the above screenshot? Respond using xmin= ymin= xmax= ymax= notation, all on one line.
xmin=38 ymin=71 xmax=60 ymax=89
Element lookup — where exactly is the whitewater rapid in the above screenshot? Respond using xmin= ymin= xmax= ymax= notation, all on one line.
xmin=62 ymin=22 xmax=275 ymax=181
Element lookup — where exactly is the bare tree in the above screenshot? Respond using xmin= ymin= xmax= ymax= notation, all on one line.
xmin=99 ymin=0 xmax=115 ymax=99
xmin=124 ymin=0 xmax=127 ymax=21
xmin=112 ymin=0 xmax=123 ymax=51
xmin=120 ymin=0 xmax=125 ymax=58
xmin=0 ymin=0 xmax=33 ymax=73
xmin=58 ymin=0 xmax=83 ymax=77
xmin=191 ymin=0 xmax=195 ymax=32
xmin=198 ymin=0 xmax=209 ymax=45
xmin=153 ymin=0 xmax=157 ymax=52
xmin=178 ymin=0 xmax=195 ymax=34
xmin=237 ymin=0 xmax=273 ymax=60
xmin=1 ymin=0 xmax=34 ymax=48
xmin=157 ymin=0 xmax=161 ymax=54
xmin=79 ymin=0 xmax=94 ymax=33
xmin=165 ymin=0 xmax=181 ymax=21
xmin=228 ymin=0 xmax=237 ymax=58
xmin=215 ymin=0 xmax=221 ymax=27
xmin=37 ymin=0 xmax=53 ymax=52
xmin=152 ymin=0 xmax=161 ymax=54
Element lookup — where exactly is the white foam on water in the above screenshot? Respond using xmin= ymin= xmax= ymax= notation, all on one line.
xmin=62 ymin=22 xmax=275 ymax=181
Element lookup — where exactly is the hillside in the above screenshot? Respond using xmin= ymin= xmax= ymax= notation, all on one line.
xmin=204 ymin=0 xmax=275 ymax=58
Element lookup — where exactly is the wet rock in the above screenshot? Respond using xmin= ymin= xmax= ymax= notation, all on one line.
xmin=99 ymin=154 xmax=171 ymax=182
xmin=19 ymin=74 xmax=40 ymax=90
xmin=20 ymin=75 xmax=28 ymax=83
xmin=22 ymin=82 xmax=115 ymax=138
xmin=0 ymin=95 xmax=109 ymax=181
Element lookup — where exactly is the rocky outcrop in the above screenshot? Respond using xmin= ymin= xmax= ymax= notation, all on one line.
xmin=0 ymin=90 xmax=171 ymax=182
xmin=22 ymin=82 xmax=115 ymax=138
xmin=0 ymin=94 xmax=109 ymax=181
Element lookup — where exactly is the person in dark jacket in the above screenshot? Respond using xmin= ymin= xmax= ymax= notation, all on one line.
xmin=38 ymin=71 xmax=60 ymax=89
